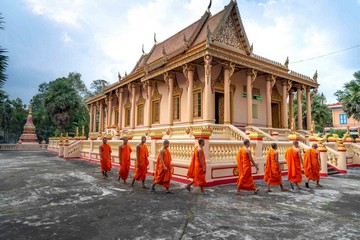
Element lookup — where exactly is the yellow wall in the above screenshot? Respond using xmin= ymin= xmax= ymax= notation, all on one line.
xmin=331 ymin=108 xmax=360 ymax=128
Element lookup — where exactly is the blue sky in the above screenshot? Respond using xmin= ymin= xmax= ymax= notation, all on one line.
xmin=1 ymin=0 xmax=360 ymax=104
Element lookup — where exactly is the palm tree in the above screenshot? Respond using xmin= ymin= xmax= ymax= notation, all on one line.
xmin=0 ymin=13 xmax=8 ymax=88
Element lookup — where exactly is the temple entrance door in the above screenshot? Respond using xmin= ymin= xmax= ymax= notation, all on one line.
xmin=215 ymin=92 xmax=224 ymax=124
xmin=271 ymin=102 xmax=281 ymax=128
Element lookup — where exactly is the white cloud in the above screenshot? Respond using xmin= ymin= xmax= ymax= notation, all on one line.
xmin=62 ymin=32 xmax=71 ymax=44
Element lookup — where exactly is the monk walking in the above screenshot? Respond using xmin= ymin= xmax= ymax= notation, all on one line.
xmin=99 ymin=137 xmax=112 ymax=178
xmin=118 ymin=137 xmax=132 ymax=184
xmin=185 ymin=138 xmax=207 ymax=194
xmin=285 ymin=141 xmax=303 ymax=190
xmin=304 ymin=143 xmax=322 ymax=188
xmin=264 ymin=143 xmax=287 ymax=192
xmin=236 ymin=139 xmax=260 ymax=195
xmin=151 ymin=140 xmax=173 ymax=193
xmin=131 ymin=136 xmax=149 ymax=188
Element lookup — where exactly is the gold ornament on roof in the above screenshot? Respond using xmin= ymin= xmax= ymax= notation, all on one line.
xmin=284 ymin=56 xmax=289 ymax=69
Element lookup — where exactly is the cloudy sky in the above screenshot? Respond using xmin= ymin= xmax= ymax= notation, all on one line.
xmin=1 ymin=0 xmax=360 ymax=104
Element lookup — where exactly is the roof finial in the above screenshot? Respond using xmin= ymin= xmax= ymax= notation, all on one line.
xmin=250 ymin=43 xmax=253 ymax=53
xmin=154 ymin=32 xmax=158 ymax=44
xmin=207 ymin=0 xmax=212 ymax=13
xmin=313 ymin=70 xmax=318 ymax=82
xmin=284 ymin=56 xmax=289 ymax=69
xmin=125 ymin=71 xmax=128 ymax=77
xmin=142 ymin=44 xmax=145 ymax=54
xmin=118 ymin=72 xmax=122 ymax=81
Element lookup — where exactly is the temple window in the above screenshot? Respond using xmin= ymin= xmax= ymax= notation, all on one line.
xmin=152 ymin=100 xmax=160 ymax=123
xmin=173 ymin=96 xmax=181 ymax=121
xmin=125 ymin=107 xmax=131 ymax=127
xmin=339 ymin=113 xmax=347 ymax=124
xmin=137 ymin=104 xmax=144 ymax=125
xmin=252 ymin=104 xmax=258 ymax=119
xmin=115 ymin=110 xmax=119 ymax=125
xmin=193 ymin=91 xmax=202 ymax=118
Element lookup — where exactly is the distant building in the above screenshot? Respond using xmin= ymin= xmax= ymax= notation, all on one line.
xmin=326 ymin=103 xmax=360 ymax=135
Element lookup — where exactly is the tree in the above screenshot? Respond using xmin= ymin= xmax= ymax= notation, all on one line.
xmin=90 ymin=79 xmax=110 ymax=96
xmin=335 ymin=71 xmax=360 ymax=121
xmin=0 ymin=13 xmax=8 ymax=88
xmin=293 ymin=92 xmax=332 ymax=133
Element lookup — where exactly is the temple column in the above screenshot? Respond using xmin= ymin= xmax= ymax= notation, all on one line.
xmin=306 ymin=87 xmax=312 ymax=130
xmin=203 ymin=55 xmax=213 ymax=123
xmin=117 ymin=88 xmax=123 ymax=129
xmin=92 ymin=104 xmax=97 ymax=132
xmin=281 ymin=80 xmax=288 ymax=129
xmin=165 ymin=72 xmax=175 ymax=126
xmin=129 ymin=84 xmax=136 ymax=129
xmin=246 ymin=69 xmax=257 ymax=125
xmin=224 ymin=62 xmax=235 ymax=124
xmin=89 ymin=104 xmax=93 ymax=133
xmin=297 ymin=85 xmax=303 ymax=130
xmin=266 ymin=75 xmax=276 ymax=127
xmin=289 ymin=92 xmax=293 ymax=126
xmin=145 ymin=81 xmax=153 ymax=127
xmin=183 ymin=64 xmax=195 ymax=124
xmin=99 ymin=101 xmax=104 ymax=132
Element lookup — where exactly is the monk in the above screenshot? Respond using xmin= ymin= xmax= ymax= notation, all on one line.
xmin=151 ymin=140 xmax=173 ymax=193
xmin=304 ymin=143 xmax=322 ymax=188
xmin=285 ymin=141 xmax=303 ymax=190
xmin=236 ymin=139 xmax=260 ymax=195
xmin=99 ymin=137 xmax=112 ymax=178
xmin=264 ymin=143 xmax=287 ymax=192
xmin=131 ymin=136 xmax=149 ymax=188
xmin=185 ymin=138 xmax=207 ymax=194
xmin=118 ymin=137 xmax=132 ymax=184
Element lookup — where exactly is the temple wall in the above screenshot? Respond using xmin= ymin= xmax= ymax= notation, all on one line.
xmin=252 ymin=76 xmax=267 ymax=127
xmin=232 ymin=71 xmax=247 ymax=126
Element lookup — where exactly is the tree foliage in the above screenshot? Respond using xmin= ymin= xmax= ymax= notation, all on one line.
xmin=0 ymin=13 xmax=8 ymax=88
xmin=90 ymin=79 xmax=109 ymax=97
xmin=335 ymin=71 xmax=360 ymax=121
xmin=293 ymin=92 xmax=332 ymax=133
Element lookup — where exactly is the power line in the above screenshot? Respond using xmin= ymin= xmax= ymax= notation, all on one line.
xmin=290 ymin=44 xmax=360 ymax=64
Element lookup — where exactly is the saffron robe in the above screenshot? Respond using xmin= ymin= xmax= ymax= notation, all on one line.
xmin=285 ymin=147 xmax=302 ymax=183
xmin=264 ymin=149 xmax=282 ymax=185
xmin=100 ymin=143 xmax=112 ymax=171
xmin=133 ymin=144 xmax=149 ymax=181
xmin=187 ymin=147 xmax=206 ymax=186
xmin=303 ymin=148 xmax=320 ymax=182
xmin=154 ymin=148 xmax=173 ymax=188
xmin=237 ymin=147 xmax=256 ymax=190
xmin=118 ymin=144 xmax=132 ymax=181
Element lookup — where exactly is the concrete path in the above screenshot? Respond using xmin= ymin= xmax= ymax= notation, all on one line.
xmin=0 ymin=151 xmax=359 ymax=240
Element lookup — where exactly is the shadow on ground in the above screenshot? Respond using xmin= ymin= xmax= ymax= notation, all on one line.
xmin=0 ymin=151 xmax=359 ymax=240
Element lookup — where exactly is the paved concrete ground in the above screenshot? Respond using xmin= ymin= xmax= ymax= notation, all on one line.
xmin=0 ymin=151 xmax=359 ymax=240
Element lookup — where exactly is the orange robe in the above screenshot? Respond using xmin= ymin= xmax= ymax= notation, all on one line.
xmin=303 ymin=149 xmax=320 ymax=182
xmin=264 ymin=149 xmax=282 ymax=185
xmin=100 ymin=143 xmax=112 ymax=171
xmin=133 ymin=144 xmax=149 ymax=181
xmin=118 ymin=144 xmax=132 ymax=181
xmin=285 ymin=147 xmax=302 ymax=183
xmin=237 ymin=147 xmax=256 ymax=190
xmin=154 ymin=148 xmax=173 ymax=188
xmin=187 ymin=147 xmax=206 ymax=186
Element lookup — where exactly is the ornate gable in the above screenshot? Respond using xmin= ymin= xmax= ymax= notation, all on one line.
xmin=213 ymin=15 xmax=243 ymax=50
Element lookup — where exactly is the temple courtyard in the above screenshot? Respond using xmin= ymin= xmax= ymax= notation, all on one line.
xmin=0 ymin=151 xmax=359 ymax=240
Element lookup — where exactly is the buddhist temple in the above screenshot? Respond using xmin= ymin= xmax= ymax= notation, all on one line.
xmin=48 ymin=0 xmax=360 ymax=185
xmin=19 ymin=106 xmax=39 ymax=144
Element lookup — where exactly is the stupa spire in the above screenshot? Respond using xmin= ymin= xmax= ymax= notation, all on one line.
xmin=19 ymin=104 xmax=39 ymax=144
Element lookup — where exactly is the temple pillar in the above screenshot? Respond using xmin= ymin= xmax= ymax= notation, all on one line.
xmin=281 ymin=80 xmax=288 ymax=128
xmin=297 ymin=85 xmax=303 ymax=130
xmin=165 ymin=72 xmax=175 ymax=126
xmin=246 ymin=69 xmax=257 ymax=125
xmin=203 ymin=55 xmax=213 ymax=123
xmin=224 ymin=62 xmax=235 ymax=124
xmin=306 ymin=87 xmax=312 ymax=130
xmin=289 ymin=92 xmax=293 ymax=127
xmin=99 ymin=101 xmax=104 ymax=132
xmin=183 ymin=64 xmax=195 ymax=124
xmin=89 ymin=104 xmax=93 ymax=133
xmin=266 ymin=75 xmax=276 ymax=128
xmin=145 ymin=81 xmax=153 ymax=127
xmin=130 ymin=84 xmax=136 ymax=129
xmin=92 ymin=104 xmax=97 ymax=132
xmin=117 ymin=88 xmax=123 ymax=129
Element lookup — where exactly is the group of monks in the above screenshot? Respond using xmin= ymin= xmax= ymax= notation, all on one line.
xmin=99 ymin=137 xmax=322 ymax=195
